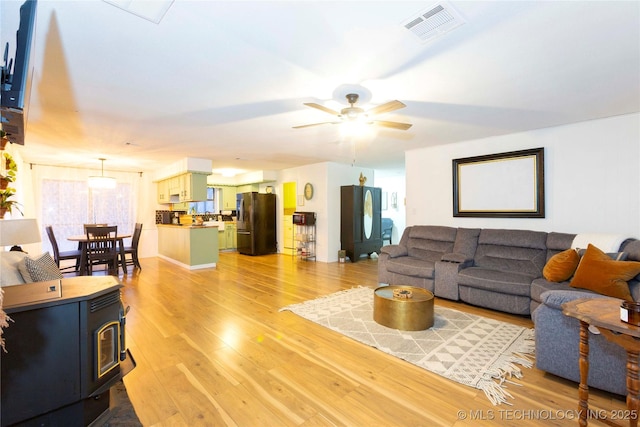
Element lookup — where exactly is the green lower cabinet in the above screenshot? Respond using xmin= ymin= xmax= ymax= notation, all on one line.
xmin=225 ymin=224 xmax=237 ymax=249
xmin=218 ymin=224 xmax=236 ymax=250
xmin=218 ymin=230 xmax=227 ymax=250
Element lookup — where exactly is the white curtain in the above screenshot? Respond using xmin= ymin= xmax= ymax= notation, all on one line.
xmin=30 ymin=164 xmax=141 ymax=253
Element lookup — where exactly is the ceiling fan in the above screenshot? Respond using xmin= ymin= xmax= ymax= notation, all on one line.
xmin=293 ymin=93 xmax=412 ymax=130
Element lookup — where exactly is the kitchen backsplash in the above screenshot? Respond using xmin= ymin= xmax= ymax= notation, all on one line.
xmin=155 ymin=210 xmax=236 ymax=224
xmin=155 ymin=210 xmax=186 ymax=224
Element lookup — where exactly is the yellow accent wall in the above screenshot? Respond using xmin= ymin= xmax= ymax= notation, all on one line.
xmin=283 ymin=182 xmax=296 ymax=215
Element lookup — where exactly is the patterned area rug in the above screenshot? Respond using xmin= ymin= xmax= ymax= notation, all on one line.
xmin=280 ymin=286 xmax=535 ymax=405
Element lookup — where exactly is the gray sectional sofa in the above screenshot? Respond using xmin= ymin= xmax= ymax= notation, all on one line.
xmin=378 ymin=225 xmax=640 ymax=396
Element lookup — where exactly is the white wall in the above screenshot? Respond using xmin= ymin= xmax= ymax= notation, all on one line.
xmin=277 ymin=162 xmax=374 ymax=262
xmin=373 ymin=172 xmax=406 ymax=244
xmin=405 ymin=113 xmax=640 ymax=237
xmin=138 ymin=172 xmax=160 ymax=259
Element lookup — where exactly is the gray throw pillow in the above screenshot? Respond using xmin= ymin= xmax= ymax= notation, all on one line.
xmin=23 ymin=253 xmax=63 ymax=282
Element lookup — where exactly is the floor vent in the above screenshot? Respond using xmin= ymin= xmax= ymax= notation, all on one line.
xmin=403 ymin=2 xmax=465 ymax=43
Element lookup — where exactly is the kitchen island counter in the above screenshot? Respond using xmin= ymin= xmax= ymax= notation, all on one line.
xmin=157 ymin=224 xmax=218 ymax=269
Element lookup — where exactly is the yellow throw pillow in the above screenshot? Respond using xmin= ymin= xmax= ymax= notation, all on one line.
xmin=570 ymin=244 xmax=640 ymax=301
xmin=543 ymin=248 xmax=580 ymax=282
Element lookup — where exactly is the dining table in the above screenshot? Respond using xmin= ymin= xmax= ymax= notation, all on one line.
xmin=67 ymin=233 xmax=132 ymax=276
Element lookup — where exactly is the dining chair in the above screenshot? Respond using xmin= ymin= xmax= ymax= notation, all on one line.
xmin=83 ymin=223 xmax=107 ymax=233
xmin=85 ymin=225 xmax=119 ymax=275
xmin=80 ymin=224 xmax=108 ymax=252
xmin=123 ymin=223 xmax=143 ymax=270
xmin=45 ymin=225 xmax=82 ymax=274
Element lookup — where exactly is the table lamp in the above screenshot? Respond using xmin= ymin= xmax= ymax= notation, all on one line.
xmin=0 ymin=218 xmax=41 ymax=252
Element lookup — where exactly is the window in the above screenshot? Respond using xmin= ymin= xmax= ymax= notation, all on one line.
xmin=187 ymin=187 xmax=215 ymax=215
xmin=41 ymin=179 xmax=134 ymax=253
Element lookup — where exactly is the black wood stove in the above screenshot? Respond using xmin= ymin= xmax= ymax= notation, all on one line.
xmin=0 ymin=276 xmax=134 ymax=426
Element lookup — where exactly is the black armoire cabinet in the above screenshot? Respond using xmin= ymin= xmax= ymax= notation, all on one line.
xmin=340 ymin=185 xmax=382 ymax=262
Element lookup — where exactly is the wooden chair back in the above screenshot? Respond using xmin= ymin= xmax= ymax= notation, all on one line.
xmin=84 ymin=223 xmax=108 ymax=233
xmin=131 ymin=223 xmax=142 ymax=250
xmin=124 ymin=223 xmax=143 ymax=270
xmin=86 ymin=225 xmax=118 ymax=275
xmin=45 ymin=225 xmax=61 ymax=264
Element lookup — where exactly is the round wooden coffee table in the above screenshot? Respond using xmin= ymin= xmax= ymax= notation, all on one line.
xmin=373 ymin=285 xmax=434 ymax=331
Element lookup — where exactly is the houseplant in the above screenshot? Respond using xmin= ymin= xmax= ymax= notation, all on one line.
xmin=0 ymin=153 xmax=21 ymax=218
xmin=0 ymin=187 xmax=23 ymax=218
xmin=0 ymin=129 xmax=8 ymax=151
xmin=1 ymin=153 xmax=17 ymax=190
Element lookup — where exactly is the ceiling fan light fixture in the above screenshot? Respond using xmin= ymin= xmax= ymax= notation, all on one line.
xmin=88 ymin=158 xmax=117 ymax=189
xmin=295 ymin=92 xmax=412 ymax=130
xmin=345 ymin=110 xmax=360 ymax=120
xmin=340 ymin=120 xmax=372 ymax=138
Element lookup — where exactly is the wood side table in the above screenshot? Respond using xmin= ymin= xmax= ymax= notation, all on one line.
xmin=562 ymin=298 xmax=640 ymax=427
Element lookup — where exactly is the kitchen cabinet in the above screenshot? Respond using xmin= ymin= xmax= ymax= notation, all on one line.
xmin=225 ymin=223 xmax=237 ymax=249
xmin=236 ymin=184 xmax=259 ymax=193
xmin=220 ymin=186 xmax=237 ymax=210
xmin=157 ymin=173 xmax=209 ymax=204
xmin=172 ymin=201 xmax=190 ymax=211
xmin=177 ymin=173 xmax=208 ymax=202
xmin=217 ymin=223 xmax=236 ymax=250
xmin=168 ymin=176 xmax=181 ymax=196
xmin=218 ymin=230 xmax=227 ymax=250
xmin=157 ymin=180 xmax=169 ymax=203
xmin=282 ymin=215 xmax=295 ymax=255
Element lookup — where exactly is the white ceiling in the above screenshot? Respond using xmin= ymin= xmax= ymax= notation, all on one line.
xmin=3 ymin=0 xmax=639 ymax=175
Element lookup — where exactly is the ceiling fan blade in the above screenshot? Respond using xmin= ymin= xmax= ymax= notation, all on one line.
xmin=373 ymin=120 xmax=413 ymax=130
xmin=304 ymin=103 xmax=341 ymax=116
xmin=293 ymin=121 xmax=340 ymax=129
xmin=366 ymin=100 xmax=406 ymax=115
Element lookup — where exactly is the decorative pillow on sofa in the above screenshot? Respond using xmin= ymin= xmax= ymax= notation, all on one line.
xmin=543 ymin=248 xmax=580 ymax=282
xmin=0 ymin=251 xmax=28 ymax=286
xmin=570 ymin=244 xmax=640 ymax=301
xmin=22 ymin=253 xmax=63 ymax=282
xmin=576 ymin=248 xmax=627 ymax=261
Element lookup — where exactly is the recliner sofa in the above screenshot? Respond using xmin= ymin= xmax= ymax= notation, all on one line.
xmin=378 ymin=225 xmax=640 ymax=395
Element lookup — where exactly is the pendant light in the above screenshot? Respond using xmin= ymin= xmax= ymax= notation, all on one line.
xmin=88 ymin=158 xmax=116 ymax=189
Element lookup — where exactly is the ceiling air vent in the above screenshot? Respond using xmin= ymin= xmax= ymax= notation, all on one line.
xmin=403 ymin=2 xmax=465 ymax=43
xmin=103 ymin=0 xmax=174 ymax=24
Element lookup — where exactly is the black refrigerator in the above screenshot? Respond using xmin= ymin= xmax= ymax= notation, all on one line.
xmin=237 ymin=192 xmax=277 ymax=255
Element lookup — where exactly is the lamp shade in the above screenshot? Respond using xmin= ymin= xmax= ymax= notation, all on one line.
xmin=88 ymin=158 xmax=117 ymax=189
xmin=0 ymin=218 xmax=41 ymax=247
xmin=88 ymin=175 xmax=117 ymax=189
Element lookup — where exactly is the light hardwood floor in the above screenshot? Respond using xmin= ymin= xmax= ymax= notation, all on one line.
xmin=118 ymin=252 xmax=626 ymax=426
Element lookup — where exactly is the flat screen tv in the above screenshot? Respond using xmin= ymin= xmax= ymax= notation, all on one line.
xmin=1 ymin=0 xmax=37 ymax=145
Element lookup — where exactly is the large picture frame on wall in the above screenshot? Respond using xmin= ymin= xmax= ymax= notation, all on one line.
xmin=453 ymin=147 xmax=545 ymax=218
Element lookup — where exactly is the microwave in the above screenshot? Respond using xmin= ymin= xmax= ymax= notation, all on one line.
xmin=293 ymin=212 xmax=316 ymax=226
